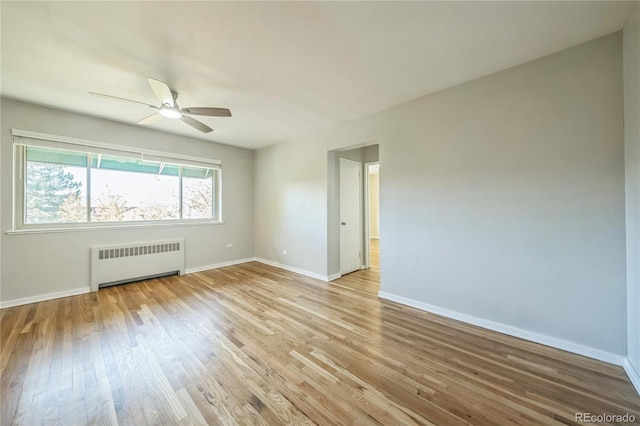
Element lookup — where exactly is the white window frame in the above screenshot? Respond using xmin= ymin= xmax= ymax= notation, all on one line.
xmin=11 ymin=129 xmax=223 ymax=233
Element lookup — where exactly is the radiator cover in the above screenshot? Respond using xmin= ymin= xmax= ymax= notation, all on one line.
xmin=90 ymin=239 xmax=185 ymax=291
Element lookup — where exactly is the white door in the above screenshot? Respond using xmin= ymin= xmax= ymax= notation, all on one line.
xmin=340 ymin=158 xmax=362 ymax=275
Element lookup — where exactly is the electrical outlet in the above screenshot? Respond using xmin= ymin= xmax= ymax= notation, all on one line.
xmin=226 ymin=243 xmax=233 ymax=248
xmin=282 ymin=250 xmax=287 ymax=255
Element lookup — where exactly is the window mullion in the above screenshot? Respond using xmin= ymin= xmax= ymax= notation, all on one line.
xmin=211 ymin=173 xmax=218 ymax=218
xmin=20 ymin=145 xmax=26 ymax=228
xmin=178 ymin=165 xmax=183 ymax=220
xmin=215 ymin=170 xmax=221 ymax=222
xmin=87 ymin=153 xmax=92 ymax=222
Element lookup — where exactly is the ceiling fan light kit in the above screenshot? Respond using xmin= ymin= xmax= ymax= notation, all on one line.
xmin=159 ymin=107 xmax=182 ymax=119
xmin=90 ymin=77 xmax=231 ymax=133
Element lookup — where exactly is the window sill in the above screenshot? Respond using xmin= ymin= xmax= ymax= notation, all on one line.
xmin=6 ymin=220 xmax=225 ymax=235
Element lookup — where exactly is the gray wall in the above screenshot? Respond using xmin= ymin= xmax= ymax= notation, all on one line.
xmin=1 ymin=98 xmax=254 ymax=303
xmin=624 ymin=4 xmax=640 ymax=375
xmin=254 ymin=33 xmax=628 ymax=356
xmin=254 ymin=140 xmax=328 ymax=272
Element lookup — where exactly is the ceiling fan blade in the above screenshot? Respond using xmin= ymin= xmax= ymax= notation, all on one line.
xmin=147 ymin=77 xmax=174 ymax=107
xmin=181 ymin=115 xmax=213 ymax=133
xmin=137 ymin=114 xmax=163 ymax=125
xmin=181 ymin=107 xmax=232 ymax=117
xmin=89 ymin=92 xmax=155 ymax=108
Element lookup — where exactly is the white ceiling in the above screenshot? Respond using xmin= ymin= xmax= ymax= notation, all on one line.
xmin=1 ymin=1 xmax=635 ymax=150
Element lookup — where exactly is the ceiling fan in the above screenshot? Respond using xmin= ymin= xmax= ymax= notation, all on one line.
xmin=90 ymin=77 xmax=231 ymax=133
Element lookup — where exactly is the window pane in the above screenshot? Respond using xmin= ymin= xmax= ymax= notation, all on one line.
xmin=90 ymin=155 xmax=179 ymax=222
xmin=182 ymin=167 xmax=214 ymax=219
xmin=25 ymin=146 xmax=87 ymax=224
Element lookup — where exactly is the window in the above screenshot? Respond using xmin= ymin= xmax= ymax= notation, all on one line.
xmin=13 ymin=130 xmax=221 ymax=230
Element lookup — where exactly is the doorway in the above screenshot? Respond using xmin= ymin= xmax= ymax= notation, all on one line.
xmin=327 ymin=144 xmax=379 ymax=286
xmin=365 ymin=162 xmax=380 ymax=273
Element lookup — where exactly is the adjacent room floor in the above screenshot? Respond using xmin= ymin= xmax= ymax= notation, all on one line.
xmin=1 ymin=256 xmax=639 ymax=425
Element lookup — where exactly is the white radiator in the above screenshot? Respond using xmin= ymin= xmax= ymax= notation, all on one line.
xmin=90 ymin=239 xmax=185 ymax=291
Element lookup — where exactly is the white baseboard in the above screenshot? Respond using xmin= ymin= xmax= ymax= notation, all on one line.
xmin=378 ymin=291 xmax=625 ymax=366
xmin=624 ymin=358 xmax=640 ymax=396
xmin=327 ymin=273 xmax=342 ymax=281
xmin=254 ymin=258 xmax=330 ymax=282
xmin=185 ymin=258 xmax=256 ymax=274
xmin=0 ymin=287 xmax=91 ymax=309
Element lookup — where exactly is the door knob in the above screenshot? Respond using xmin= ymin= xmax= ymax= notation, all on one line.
xmin=341 ymin=222 xmax=347 ymax=225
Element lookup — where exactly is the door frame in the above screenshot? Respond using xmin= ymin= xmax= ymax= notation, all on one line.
xmin=326 ymin=144 xmax=379 ymax=281
xmin=363 ymin=161 xmax=379 ymax=269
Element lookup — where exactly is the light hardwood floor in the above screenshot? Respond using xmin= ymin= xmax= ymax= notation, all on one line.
xmin=1 ymin=254 xmax=639 ymax=425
